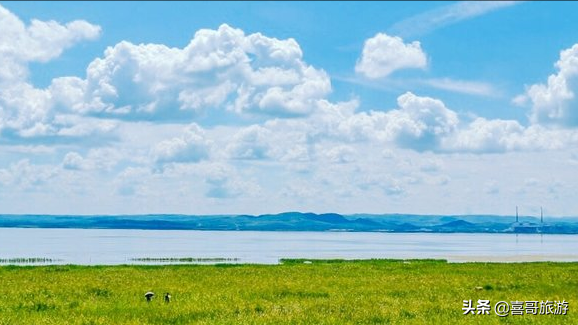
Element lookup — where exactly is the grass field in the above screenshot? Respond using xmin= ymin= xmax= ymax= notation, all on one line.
xmin=0 ymin=259 xmax=575 ymax=324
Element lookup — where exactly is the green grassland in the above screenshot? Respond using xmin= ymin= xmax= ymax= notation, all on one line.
xmin=0 ymin=259 xmax=576 ymax=324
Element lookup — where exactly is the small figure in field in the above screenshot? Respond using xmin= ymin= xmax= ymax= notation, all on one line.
xmin=144 ymin=291 xmax=155 ymax=302
xmin=164 ymin=292 xmax=171 ymax=303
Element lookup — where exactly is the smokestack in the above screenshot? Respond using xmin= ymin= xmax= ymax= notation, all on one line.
xmin=541 ymin=207 xmax=543 ymax=224
xmin=516 ymin=206 xmax=518 ymax=223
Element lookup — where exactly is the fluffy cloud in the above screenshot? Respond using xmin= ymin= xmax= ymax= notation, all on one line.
xmin=215 ymin=89 xmax=578 ymax=158
xmin=310 ymin=92 xmax=577 ymax=154
xmin=3 ymin=4 xmax=578 ymax=216
xmin=386 ymin=92 xmax=458 ymax=149
xmin=229 ymin=93 xmax=459 ymax=156
xmin=521 ymin=43 xmax=578 ymax=127
xmin=0 ymin=5 xmax=101 ymax=139
xmin=0 ymin=4 xmax=100 ymax=82
xmin=339 ymin=92 xmax=578 ymax=153
xmin=62 ymin=152 xmax=85 ymax=170
xmin=151 ymin=123 xmax=210 ymax=164
xmin=445 ymin=118 xmax=525 ymax=152
xmin=0 ymin=82 xmax=117 ymax=138
xmin=323 ymin=145 xmax=356 ymax=164
xmin=0 ymin=159 xmax=57 ymax=190
xmin=355 ymin=33 xmax=427 ymax=78
xmin=114 ymin=167 xmax=150 ymax=196
xmin=0 ymin=84 xmax=52 ymax=137
xmin=357 ymin=172 xmax=407 ymax=196
xmin=203 ymin=163 xmax=260 ymax=198
xmin=334 ymin=92 xmax=458 ymax=151
xmin=226 ymin=125 xmax=272 ymax=160
xmin=443 ymin=118 xmax=578 ymax=153
xmin=51 ymin=115 xmax=118 ymax=138
xmin=62 ymin=148 xmax=122 ymax=171
xmin=2 ymin=17 xmax=330 ymax=140
xmin=55 ymin=24 xmax=331 ymax=119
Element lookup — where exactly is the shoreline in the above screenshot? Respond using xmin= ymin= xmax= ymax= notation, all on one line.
xmin=3 ymin=256 xmax=578 ymax=267
xmin=3 ymin=225 xmax=578 ymax=235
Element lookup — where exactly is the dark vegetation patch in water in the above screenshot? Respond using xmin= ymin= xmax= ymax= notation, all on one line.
xmin=130 ymin=257 xmax=240 ymax=263
xmin=0 ymin=257 xmax=59 ymax=264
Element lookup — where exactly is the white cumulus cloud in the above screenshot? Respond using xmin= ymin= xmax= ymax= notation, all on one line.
xmin=442 ymin=118 xmax=578 ymax=153
xmin=0 ymin=4 xmax=100 ymax=82
xmin=0 ymin=4 xmax=101 ymax=139
xmin=355 ymin=33 xmax=427 ymax=79
xmin=56 ymin=24 xmax=331 ymax=119
xmin=151 ymin=123 xmax=211 ymax=164
xmin=335 ymin=92 xmax=458 ymax=151
xmin=0 ymin=159 xmax=58 ymax=190
xmin=522 ymin=43 xmax=578 ymax=127
xmin=226 ymin=125 xmax=272 ymax=160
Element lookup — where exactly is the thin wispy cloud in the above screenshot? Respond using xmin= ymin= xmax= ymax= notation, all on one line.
xmin=333 ymin=74 xmax=405 ymax=93
xmin=421 ymin=78 xmax=498 ymax=97
xmin=336 ymin=75 xmax=497 ymax=97
xmin=389 ymin=1 xmax=522 ymax=38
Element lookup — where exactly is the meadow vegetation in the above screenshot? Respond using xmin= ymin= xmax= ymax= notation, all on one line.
xmin=0 ymin=259 xmax=576 ymax=324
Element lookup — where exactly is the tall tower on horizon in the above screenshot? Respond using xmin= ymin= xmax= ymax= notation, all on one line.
xmin=541 ymin=207 xmax=543 ymax=224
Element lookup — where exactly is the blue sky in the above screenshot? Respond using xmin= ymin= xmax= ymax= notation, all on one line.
xmin=1 ymin=1 xmax=578 ymax=216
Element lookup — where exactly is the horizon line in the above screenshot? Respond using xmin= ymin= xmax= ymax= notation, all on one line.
xmin=0 ymin=212 xmax=573 ymax=218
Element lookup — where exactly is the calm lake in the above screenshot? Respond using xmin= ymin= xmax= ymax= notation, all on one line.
xmin=1 ymin=228 xmax=578 ymax=265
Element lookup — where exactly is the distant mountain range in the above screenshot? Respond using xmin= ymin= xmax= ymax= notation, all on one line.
xmin=1 ymin=212 xmax=578 ymax=234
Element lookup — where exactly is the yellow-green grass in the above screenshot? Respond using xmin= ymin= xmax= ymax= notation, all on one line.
xmin=0 ymin=259 xmax=576 ymax=324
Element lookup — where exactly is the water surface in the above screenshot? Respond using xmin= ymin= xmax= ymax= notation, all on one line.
xmin=1 ymin=228 xmax=577 ymax=265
